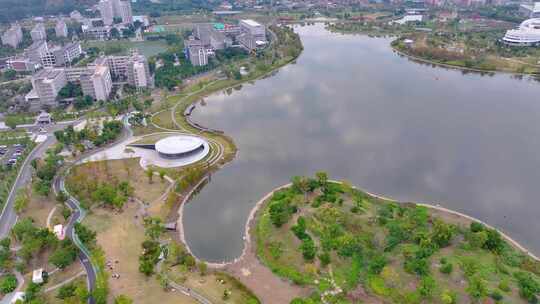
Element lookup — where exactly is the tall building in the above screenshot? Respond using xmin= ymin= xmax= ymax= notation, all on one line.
xmin=127 ymin=54 xmax=151 ymax=88
xmin=104 ymin=51 xmax=152 ymax=87
xmin=98 ymin=0 xmax=115 ymax=25
xmin=25 ymin=41 xmax=49 ymax=64
xmin=55 ymin=20 xmax=68 ymax=38
xmin=80 ymin=60 xmax=112 ymax=101
xmin=1 ymin=24 xmax=23 ymax=48
xmin=30 ymin=69 xmax=67 ymax=108
xmin=99 ymin=0 xmax=133 ymax=25
xmin=238 ymin=19 xmax=267 ymax=50
xmin=188 ymin=44 xmax=208 ymax=66
xmin=119 ymin=0 xmax=133 ymax=24
xmin=30 ymin=23 xmax=47 ymax=42
xmin=41 ymin=42 xmax=82 ymax=67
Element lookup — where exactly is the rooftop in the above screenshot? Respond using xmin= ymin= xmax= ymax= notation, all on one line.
xmin=241 ymin=19 xmax=262 ymax=27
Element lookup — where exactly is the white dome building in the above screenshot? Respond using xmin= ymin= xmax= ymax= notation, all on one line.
xmin=155 ymin=135 xmax=207 ymax=159
xmin=503 ymin=18 xmax=540 ymax=46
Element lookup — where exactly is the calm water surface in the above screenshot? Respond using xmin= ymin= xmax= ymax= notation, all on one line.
xmin=185 ymin=24 xmax=540 ymax=262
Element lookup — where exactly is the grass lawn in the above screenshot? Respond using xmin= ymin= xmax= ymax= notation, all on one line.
xmin=83 ymin=204 xmax=198 ymax=304
xmin=67 ymin=158 xmax=170 ymax=205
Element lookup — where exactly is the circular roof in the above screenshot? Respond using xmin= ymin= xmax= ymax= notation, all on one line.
xmin=155 ymin=135 xmax=207 ymax=155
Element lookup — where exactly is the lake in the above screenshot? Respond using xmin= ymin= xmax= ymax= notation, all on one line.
xmin=185 ymin=23 xmax=540 ymax=263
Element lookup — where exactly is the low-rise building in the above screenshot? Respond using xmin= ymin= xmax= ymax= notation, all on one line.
xmin=30 ymin=23 xmax=47 ymax=42
xmin=1 ymin=24 xmax=23 ymax=49
xmin=32 ymin=269 xmax=44 ymax=284
xmin=7 ymin=57 xmax=39 ymax=72
xmin=82 ymin=25 xmax=111 ymax=40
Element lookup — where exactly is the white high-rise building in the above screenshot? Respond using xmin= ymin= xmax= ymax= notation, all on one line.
xmin=30 ymin=23 xmax=47 ymax=42
xmin=1 ymin=24 xmax=23 ymax=48
xmin=81 ymin=59 xmax=112 ymax=101
xmin=30 ymin=68 xmax=67 ymax=107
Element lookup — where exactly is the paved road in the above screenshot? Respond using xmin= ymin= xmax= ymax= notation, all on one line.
xmin=0 ymin=122 xmax=80 ymax=238
xmin=0 ymin=135 xmax=56 ymax=238
xmin=53 ymin=176 xmax=97 ymax=304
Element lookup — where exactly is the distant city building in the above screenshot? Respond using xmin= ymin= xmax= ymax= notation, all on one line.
xmin=29 ymin=68 xmax=67 ymax=109
xmin=82 ymin=25 xmax=111 ymax=40
xmin=520 ymin=2 xmax=540 ymax=18
xmin=1 ymin=24 xmax=23 ymax=49
xmin=133 ymin=15 xmax=150 ymax=27
xmin=503 ymin=18 xmax=540 ymax=46
xmin=24 ymin=41 xmax=49 ymax=64
xmin=55 ymin=20 xmax=68 ymax=38
xmin=30 ymin=23 xmax=47 ymax=42
xmin=98 ymin=0 xmax=114 ymax=25
xmin=119 ymin=0 xmax=133 ymax=24
xmin=99 ymin=0 xmax=133 ymax=25
xmin=70 ymin=10 xmax=84 ymax=21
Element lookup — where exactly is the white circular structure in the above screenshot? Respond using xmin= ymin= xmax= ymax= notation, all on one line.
xmin=503 ymin=18 xmax=540 ymax=46
xmin=155 ymin=135 xmax=209 ymax=159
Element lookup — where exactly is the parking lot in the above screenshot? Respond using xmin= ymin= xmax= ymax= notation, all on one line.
xmin=0 ymin=143 xmax=27 ymax=168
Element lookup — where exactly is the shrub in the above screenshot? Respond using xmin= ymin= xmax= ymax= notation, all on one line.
xmin=490 ymin=290 xmax=503 ymax=301
xmin=470 ymin=222 xmax=485 ymax=233
xmin=368 ymin=255 xmax=388 ymax=275
xmin=318 ymin=252 xmax=331 ymax=267
xmin=300 ymin=238 xmax=316 ymax=261
xmin=440 ymin=262 xmax=453 ymax=274
xmin=57 ymin=283 xmax=76 ymax=299
xmin=419 ymin=276 xmax=437 ymax=298
xmin=498 ymin=279 xmax=511 ymax=292
xmin=0 ymin=274 xmax=17 ymax=293
xmin=515 ymin=271 xmax=540 ymax=302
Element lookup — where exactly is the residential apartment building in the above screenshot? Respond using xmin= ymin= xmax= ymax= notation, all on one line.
xmin=30 ymin=69 xmax=67 ymax=109
xmin=1 ymin=24 xmax=23 ymax=48
xmin=119 ymin=0 xmax=133 ymax=24
xmin=104 ymin=51 xmax=152 ymax=87
xmin=80 ymin=59 xmax=113 ymax=101
xmin=41 ymin=42 xmax=82 ymax=67
xmin=30 ymin=23 xmax=47 ymax=42
xmin=55 ymin=20 xmax=68 ymax=38
xmin=25 ymin=41 xmax=49 ymax=64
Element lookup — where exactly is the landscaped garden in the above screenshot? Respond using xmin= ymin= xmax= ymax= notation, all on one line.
xmin=256 ymin=173 xmax=540 ymax=303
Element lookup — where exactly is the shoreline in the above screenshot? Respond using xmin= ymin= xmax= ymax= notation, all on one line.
xmin=392 ymin=46 xmax=540 ymax=77
xmin=181 ymin=179 xmax=539 ymax=267
xmin=172 ymin=31 xmax=540 ymax=268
